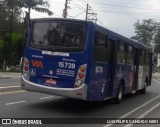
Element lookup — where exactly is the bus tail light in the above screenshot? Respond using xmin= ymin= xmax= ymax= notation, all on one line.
xmin=24 ymin=66 xmax=29 ymax=71
xmin=78 ymin=73 xmax=84 ymax=79
xmin=23 ymin=57 xmax=29 ymax=80
xmin=80 ymin=66 xmax=85 ymax=72
xmin=74 ymin=64 xmax=87 ymax=88
xmin=24 ymin=58 xmax=29 ymax=65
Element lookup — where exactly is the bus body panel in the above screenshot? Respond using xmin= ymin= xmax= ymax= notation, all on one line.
xmin=86 ymin=26 xmax=115 ymax=101
xmin=113 ymin=64 xmax=132 ymax=95
xmin=87 ymin=63 xmax=107 ymax=101
xmin=138 ymin=66 xmax=147 ymax=90
xmin=21 ymin=19 xmax=90 ymax=100
xmin=21 ymin=75 xmax=88 ymax=100
xmin=22 ymin=47 xmax=89 ymax=99
xmin=21 ymin=18 xmax=152 ymax=101
xmin=24 ymin=48 xmax=88 ymax=88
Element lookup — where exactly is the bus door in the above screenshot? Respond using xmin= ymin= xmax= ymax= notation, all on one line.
xmin=105 ymin=39 xmax=116 ymax=98
xmin=132 ymin=48 xmax=139 ymax=92
xmin=92 ymin=32 xmax=108 ymax=100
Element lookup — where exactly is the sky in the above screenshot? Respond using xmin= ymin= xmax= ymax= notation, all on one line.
xmin=27 ymin=0 xmax=160 ymax=38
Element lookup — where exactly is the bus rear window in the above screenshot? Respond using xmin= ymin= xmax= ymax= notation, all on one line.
xmin=30 ymin=21 xmax=86 ymax=51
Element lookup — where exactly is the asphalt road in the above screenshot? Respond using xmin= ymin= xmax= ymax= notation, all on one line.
xmin=0 ymin=78 xmax=21 ymax=86
xmin=0 ymin=78 xmax=160 ymax=127
xmin=0 ymin=72 xmax=21 ymax=87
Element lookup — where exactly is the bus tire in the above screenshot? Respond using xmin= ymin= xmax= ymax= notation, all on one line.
xmin=114 ymin=82 xmax=124 ymax=104
xmin=140 ymin=81 xmax=147 ymax=94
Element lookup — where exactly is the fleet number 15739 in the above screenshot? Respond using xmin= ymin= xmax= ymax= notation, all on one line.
xmin=58 ymin=62 xmax=75 ymax=69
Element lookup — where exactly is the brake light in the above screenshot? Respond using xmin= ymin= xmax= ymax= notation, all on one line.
xmin=24 ymin=66 xmax=29 ymax=71
xmin=23 ymin=58 xmax=29 ymax=80
xmin=78 ymin=73 xmax=84 ymax=79
xmin=74 ymin=64 xmax=87 ymax=88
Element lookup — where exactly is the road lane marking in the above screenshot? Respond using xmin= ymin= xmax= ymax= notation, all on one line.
xmin=104 ymin=94 xmax=160 ymax=127
xmin=154 ymin=78 xmax=160 ymax=84
xmin=0 ymin=83 xmax=21 ymax=86
xmin=5 ymin=101 xmax=26 ymax=106
xmin=40 ymin=96 xmax=54 ymax=100
xmin=0 ymin=85 xmax=20 ymax=88
xmin=0 ymin=90 xmax=26 ymax=95
xmin=118 ymin=95 xmax=160 ymax=118
xmin=124 ymin=101 xmax=160 ymax=127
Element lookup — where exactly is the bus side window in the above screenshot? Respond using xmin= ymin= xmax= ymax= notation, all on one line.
xmin=139 ymin=49 xmax=145 ymax=66
xmin=145 ymin=51 xmax=149 ymax=66
xmin=117 ymin=40 xmax=125 ymax=64
xmin=146 ymin=51 xmax=150 ymax=66
xmin=125 ymin=44 xmax=133 ymax=64
xmin=94 ymin=32 xmax=108 ymax=63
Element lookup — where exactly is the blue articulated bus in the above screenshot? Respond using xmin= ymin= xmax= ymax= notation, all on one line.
xmin=21 ymin=18 xmax=152 ymax=103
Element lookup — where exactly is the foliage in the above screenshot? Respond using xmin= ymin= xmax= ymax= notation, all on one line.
xmin=0 ymin=0 xmax=53 ymax=70
xmin=155 ymin=43 xmax=160 ymax=53
xmin=132 ymin=19 xmax=160 ymax=53
xmin=18 ymin=0 xmax=53 ymax=18
xmin=0 ymin=33 xmax=25 ymax=67
xmin=0 ymin=1 xmax=10 ymax=32
xmin=0 ymin=39 xmax=4 ymax=48
xmin=131 ymin=19 xmax=157 ymax=45
xmin=154 ymin=23 xmax=160 ymax=53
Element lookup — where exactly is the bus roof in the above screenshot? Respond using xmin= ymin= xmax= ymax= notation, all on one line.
xmin=30 ymin=17 xmax=88 ymax=24
xmin=30 ymin=18 xmax=152 ymax=52
xmin=93 ymin=23 xmax=152 ymax=52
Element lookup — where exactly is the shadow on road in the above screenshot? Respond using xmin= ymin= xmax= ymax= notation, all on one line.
xmin=26 ymin=92 xmax=150 ymax=117
xmin=27 ymin=98 xmax=113 ymax=115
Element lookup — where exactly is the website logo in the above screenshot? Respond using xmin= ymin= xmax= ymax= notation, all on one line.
xmin=2 ymin=119 xmax=11 ymax=124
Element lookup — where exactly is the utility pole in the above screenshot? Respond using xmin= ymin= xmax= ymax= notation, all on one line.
xmin=88 ymin=13 xmax=97 ymax=23
xmin=63 ymin=0 xmax=68 ymax=18
xmin=85 ymin=3 xmax=89 ymax=20
xmin=85 ymin=3 xmax=97 ymax=23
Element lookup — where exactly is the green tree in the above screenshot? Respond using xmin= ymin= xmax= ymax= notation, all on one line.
xmin=0 ymin=1 xmax=25 ymax=70
xmin=154 ymin=22 xmax=160 ymax=53
xmin=0 ymin=1 xmax=10 ymax=35
xmin=0 ymin=32 xmax=25 ymax=68
xmin=19 ymin=0 xmax=53 ymax=20
xmin=132 ymin=19 xmax=160 ymax=53
xmin=5 ymin=0 xmax=22 ymax=36
xmin=131 ymin=19 xmax=157 ymax=46
xmin=0 ymin=0 xmax=53 ymax=70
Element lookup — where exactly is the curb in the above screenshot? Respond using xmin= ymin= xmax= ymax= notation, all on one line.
xmin=0 ymin=85 xmax=21 ymax=92
xmin=0 ymin=76 xmax=11 ymax=79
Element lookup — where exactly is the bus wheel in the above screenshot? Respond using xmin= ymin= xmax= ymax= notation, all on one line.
xmin=114 ymin=82 xmax=124 ymax=104
xmin=140 ymin=81 xmax=147 ymax=94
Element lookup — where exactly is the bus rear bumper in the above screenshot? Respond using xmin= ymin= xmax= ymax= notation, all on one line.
xmin=21 ymin=75 xmax=88 ymax=100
